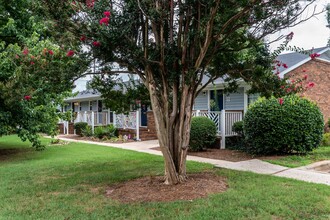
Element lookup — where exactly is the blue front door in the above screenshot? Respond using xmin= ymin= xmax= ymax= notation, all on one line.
xmin=141 ymin=104 xmax=148 ymax=126
xmin=210 ymin=90 xmax=223 ymax=111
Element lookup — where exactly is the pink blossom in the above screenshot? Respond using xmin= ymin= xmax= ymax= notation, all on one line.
xmin=22 ymin=48 xmax=29 ymax=55
xmin=310 ymin=53 xmax=320 ymax=59
xmin=282 ymin=63 xmax=288 ymax=68
xmin=286 ymin=88 xmax=291 ymax=93
xmin=66 ymin=50 xmax=75 ymax=57
xmin=290 ymin=79 xmax=295 ymax=83
xmin=278 ymin=98 xmax=284 ymax=105
xmin=104 ymin=11 xmax=111 ymax=17
xmin=99 ymin=17 xmax=109 ymax=26
xmin=48 ymin=50 xmax=54 ymax=55
xmin=80 ymin=35 xmax=86 ymax=41
xmin=30 ymin=61 xmax=35 ymax=65
xmin=86 ymin=0 xmax=95 ymax=8
xmin=92 ymin=41 xmax=101 ymax=47
xmin=303 ymin=74 xmax=308 ymax=80
xmin=307 ymin=82 xmax=315 ymax=88
xmin=24 ymin=95 xmax=31 ymax=101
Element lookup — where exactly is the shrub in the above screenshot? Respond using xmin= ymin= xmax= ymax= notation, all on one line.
xmin=190 ymin=116 xmax=217 ymax=151
xmin=94 ymin=126 xmax=107 ymax=139
xmin=227 ymin=121 xmax=245 ymax=150
xmin=243 ymin=95 xmax=324 ymax=155
xmin=232 ymin=121 xmax=244 ymax=136
xmin=106 ymin=124 xmax=117 ymax=138
xmin=81 ymin=125 xmax=93 ymax=137
xmin=74 ymin=122 xmax=88 ymax=136
xmin=321 ymin=133 xmax=330 ymax=146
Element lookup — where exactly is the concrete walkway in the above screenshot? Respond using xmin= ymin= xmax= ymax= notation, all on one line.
xmin=57 ymin=136 xmax=330 ymax=186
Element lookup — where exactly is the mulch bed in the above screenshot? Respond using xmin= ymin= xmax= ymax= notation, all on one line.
xmin=58 ymin=134 xmax=135 ymax=144
xmin=105 ymin=172 xmax=228 ymax=203
xmin=153 ymin=147 xmax=286 ymax=162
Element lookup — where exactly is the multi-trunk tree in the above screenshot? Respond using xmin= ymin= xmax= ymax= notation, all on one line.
xmin=42 ymin=0 xmax=321 ymax=184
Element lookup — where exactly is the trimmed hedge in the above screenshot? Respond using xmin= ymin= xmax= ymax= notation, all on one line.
xmin=190 ymin=116 xmax=217 ymax=151
xmin=243 ymin=95 xmax=324 ymax=155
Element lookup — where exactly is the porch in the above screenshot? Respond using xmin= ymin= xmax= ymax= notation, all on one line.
xmin=59 ymin=109 xmax=243 ymax=148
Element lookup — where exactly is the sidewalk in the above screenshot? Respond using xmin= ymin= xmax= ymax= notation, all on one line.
xmin=57 ymin=136 xmax=330 ymax=186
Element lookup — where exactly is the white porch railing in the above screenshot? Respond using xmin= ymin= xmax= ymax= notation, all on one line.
xmin=70 ymin=110 xmax=141 ymax=140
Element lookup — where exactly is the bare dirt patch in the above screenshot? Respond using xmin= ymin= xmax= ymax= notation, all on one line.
xmin=105 ymin=172 xmax=228 ymax=203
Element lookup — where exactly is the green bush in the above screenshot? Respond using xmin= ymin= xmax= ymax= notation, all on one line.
xmin=321 ymin=133 xmax=330 ymax=146
xmin=243 ymin=95 xmax=324 ymax=155
xmin=94 ymin=126 xmax=107 ymax=139
xmin=81 ymin=125 xmax=93 ymax=137
xmin=227 ymin=121 xmax=245 ymax=150
xmin=190 ymin=116 xmax=217 ymax=151
xmin=232 ymin=121 xmax=244 ymax=136
xmin=106 ymin=124 xmax=117 ymax=138
xmin=93 ymin=125 xmax=117 ymax=139
xmin=74 ymin=122 xmax=88 ymax=136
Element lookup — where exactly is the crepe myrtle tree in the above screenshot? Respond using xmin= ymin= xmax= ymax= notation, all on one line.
xmin=0 ymin=0 xmax=90 ymax=149
xmin=42 ymin=0 xmax=322 ymax=184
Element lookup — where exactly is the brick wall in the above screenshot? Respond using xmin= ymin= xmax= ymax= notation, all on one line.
xmin=287 ymin=59 xmax=330 ymax=122
xmin=147 ymin=111 xmax=157 ymax=133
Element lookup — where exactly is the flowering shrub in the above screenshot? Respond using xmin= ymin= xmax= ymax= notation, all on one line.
xmin=243 ymin=95 xmax=324 ymax=155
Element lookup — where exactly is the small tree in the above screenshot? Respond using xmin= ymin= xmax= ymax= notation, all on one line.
xmin=42 ymin=0 xmax=323 ymax=184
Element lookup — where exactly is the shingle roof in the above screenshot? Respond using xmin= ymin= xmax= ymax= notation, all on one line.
xmin=277 ymin=46 xmax=330 ymax=77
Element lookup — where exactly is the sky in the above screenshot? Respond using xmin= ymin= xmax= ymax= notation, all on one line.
xmin=268 ymin=0 xmax=329 ymax=52
xmin=74 ymin=0 xmax=330 ymax=92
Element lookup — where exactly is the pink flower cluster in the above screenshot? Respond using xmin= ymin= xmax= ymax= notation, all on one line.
xmin=99 ymin=11 xmax=111 ymax=26
xmin=310 ymin=53 xmax=320 ymax=59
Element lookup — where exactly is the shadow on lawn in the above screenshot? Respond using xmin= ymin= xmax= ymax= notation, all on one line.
xmin=0 ymin=148 xmax=33 ymax=161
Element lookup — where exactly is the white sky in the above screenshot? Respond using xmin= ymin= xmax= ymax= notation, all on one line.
xmin=269 ymin=0 xmax=329 ymax=52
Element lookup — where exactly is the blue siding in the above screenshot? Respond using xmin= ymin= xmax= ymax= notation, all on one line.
xmin=224 ymin=87 xmax=244 ymax=110
xmin=194 ymin=91 xmax=208 ymax=110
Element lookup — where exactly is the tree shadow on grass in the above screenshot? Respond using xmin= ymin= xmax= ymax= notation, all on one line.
xmin=0 ymin=148 xmax=33 ymax=162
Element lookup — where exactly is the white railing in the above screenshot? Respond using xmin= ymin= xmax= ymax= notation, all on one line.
xmin=225 ymin=111 xmax=243 ymax=136
xmin=115 ymin=111 xmax=138 ymax=129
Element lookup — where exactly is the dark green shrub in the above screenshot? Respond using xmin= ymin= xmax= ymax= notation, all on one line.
xmin=81 ymin=125 xmax=93 ymax=137
xmin=190 ymin=116 xmax=217 ymax=151
xmin=321 ymin=133 xmax=330 ymax=146
xmin=74 ymin=122 xmax=88 ymax=136
xmin=226 ymin=121 xmax=245 ymax=150
xmin=232 ymin=121 xmax=244 ymax=136
xmin=244 ymin=95 xmax=324 ymax=155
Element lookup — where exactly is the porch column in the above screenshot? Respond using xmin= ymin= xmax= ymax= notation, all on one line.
xmin=220 ymin=110 xmax=226 ymax=149
xmin=136 ymin=109 xmax=140 ymax=141
xmin=243 ymin=87 xmax=248 ymax=114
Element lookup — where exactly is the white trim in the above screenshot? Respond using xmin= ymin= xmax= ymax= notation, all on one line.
xmin=279 ymin=47 xmax=330 ymax=78
xmin=243 ymin=87 xmax=248 ymax=114
xmin=207 ymin=90 xmax=210 ymax=111
xmin=316 ymin=57 xmax=330 ymax=64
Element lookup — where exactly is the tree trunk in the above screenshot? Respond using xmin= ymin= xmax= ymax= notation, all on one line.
xmin=146 ymin=76 xmax=195 ymax=185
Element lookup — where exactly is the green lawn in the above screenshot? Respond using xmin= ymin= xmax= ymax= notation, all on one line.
xmin=264 ymin=146 xmax=330 ymax=168
xmin=1 ymin=135 xmax=330 ymax=220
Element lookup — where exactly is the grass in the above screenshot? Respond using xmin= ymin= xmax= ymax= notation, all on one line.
xmin=264 ymin=146 xmax=330 ymax=168
xmin=1 ymin=135 xmax=330 ymax=219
